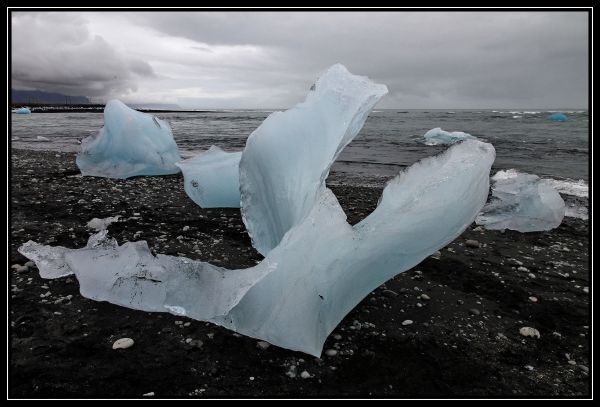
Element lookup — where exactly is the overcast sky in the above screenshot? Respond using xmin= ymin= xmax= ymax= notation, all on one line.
xmin=11 ymin=11 xmax=588 ymax=109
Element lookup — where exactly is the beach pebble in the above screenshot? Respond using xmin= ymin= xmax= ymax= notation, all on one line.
xmin=143 ymin=392 xmax=155 ymax=397
xmin=583 ymin=287 xmax=589 ymax=294
xmin=469 ymin=308 xmax=481 ymax=316
xmin=519 ymin=327 xmax=540 ymax=339
xmin=528 ymin=296 xmax=538 ymax=303
xmin=12 ymin=264 xmax=29 ymax=273
xmin=420 ymin=294 xmax=431 ymax=300
xmin=183 ymin=226 xmax=190 ymax=232
xmin=382 ymin=289 xmax=398 ymax=297
xmin=430 ymin=251 xmax=441 ymax=260
xmin=517 ymin=266 xmax=529 ymax=272
xmin=256 ymin=341 xmax=270 ymax=350
xmin=300 ymin=370 xmax=311 ymax=379
xmin=465 ymin=239 xmax=480 ymax=248
xmin=112 ymin=338 xmax=134 ymax=349
xmin=401 ymin=319 xmax=413 ymax=326
xmin=528 ymin=273 xmax=536 ymax=279
xmin=325 ymin=349 xmax=338 ymax=357
xmin=578 ymin=365 xmax=589 ymax=373
xmin=524 ymin=365 xmax=534 ymax=371
xmin=24 ymin=261 xmax=35 ymax=268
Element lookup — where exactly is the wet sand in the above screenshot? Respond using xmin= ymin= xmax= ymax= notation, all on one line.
xmin=9 ymin=149 xmax=590 ymax=397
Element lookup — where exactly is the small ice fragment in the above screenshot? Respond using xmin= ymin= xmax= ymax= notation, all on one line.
xmin=76 ymin=100 xmax=181 ymax=179
xmin=547 ymin=112 xmax=567 ymax=122
xmin=86 ymin=216 xmax=121 ymax=231
xmin=176 ymin=146 xmax=242 ymax=208
xmin=422 ymin=127 xmax=476 ymax=145
xmin=14 ymin=107 xmax=31 ymax=114
xmin=476 ymin=169 xmax=565 ymax=232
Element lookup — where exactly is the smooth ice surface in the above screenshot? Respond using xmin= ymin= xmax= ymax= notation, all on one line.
xmin=548 ymin=112 xmax=567 ymax=122
xmin=423 ymin=127 xmax=475 ymax=145
xmin=14 ymin=107 xmax=31 ymax=114
xmin=176 ymin=146 xmax=242 ymax=208
xmin=240 ymin=64 xmax=388 ymax=255
xmin=476 ymin=169 xmax=565 ymax=232
xmin=19 ymin=65 xmax=496 ymax=356
xmin=76 ymin=100 xmax=181 ymax=179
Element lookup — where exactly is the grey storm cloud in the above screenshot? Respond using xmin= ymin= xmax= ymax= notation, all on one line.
xmin=10 ymin=11 xmax=588 ymax=108
xmin=11 ymin=12 xmax=155 ymax=98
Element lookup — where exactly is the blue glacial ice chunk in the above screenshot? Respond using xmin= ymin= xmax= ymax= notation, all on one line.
xmin=14 ymin=107 xmax=31 ymax=114
xmin=240 ymin=64 xmax=389 ymax=255
xmin=176 ymin=146 xmax=242 ymax=208
xmin=18 ymin=65 xmax=496 ymax=356
xmin=423 ymin=127 xmax=475 ymax=145
xmin=547 ymin=112 xmax=567 ymax=122
xmin=475 ymin=169 xmax=565 ymax=232
xmin=76 ymin=100 xmax=181 ymax=179
xmin=19 ymin=139 xmax=495 ymax=356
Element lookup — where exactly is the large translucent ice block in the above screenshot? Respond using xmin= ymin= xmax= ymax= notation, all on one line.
xmin=20 ymin=140 xmax=495 ymax=356
xmin=239 ymin=64 xmax=389 ymax=255
xmin=76 ymin=100 xmax=181 ymax=179
xmin=176 ymin=146 xmax=242 ymax=208
xmin=476 ymin=169 xmax=565 ymax=232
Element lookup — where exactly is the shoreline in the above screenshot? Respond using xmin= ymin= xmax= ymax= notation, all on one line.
xmin=9 ymin=149 xmax=590 ymax=397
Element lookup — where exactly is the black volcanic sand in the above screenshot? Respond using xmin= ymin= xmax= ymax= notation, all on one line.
xmin=10 ymin=149 xmax=590 ymax=397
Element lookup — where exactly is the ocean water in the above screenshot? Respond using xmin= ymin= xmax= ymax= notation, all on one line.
xmin=11 ymin=109 xmax=589 ymax=217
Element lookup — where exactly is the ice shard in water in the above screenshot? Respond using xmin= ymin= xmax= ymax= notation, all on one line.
xmin=176 ymin=146 xmax=242 ymax=208
xmin=76 ymin=100 xmax=181 ymax=179
xmin=240 ymin=64 xmax=388 ymax=255
xmin=13 ymin=107 xmax=31 ymax=114
xmin=547 ymin=112 xmax=567 ymax=122
xmin=476 ymin=169 xmax=565 ymax=232
xmin=19 ymin=64 xmax=496 ymax=356
xmin=423 ymin=127 xmax=475 ymax=145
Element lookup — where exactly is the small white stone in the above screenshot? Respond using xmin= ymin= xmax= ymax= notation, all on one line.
xmin=519 ymin=327 xmax=540 ymax=339
xmin=528 ymin=296 xmax=538 ymax=303
xmin=112 ymin=338 xmax=134 ymax=349
xmin=325 ymin=349 xmax=338 ymax=357
xmin=183 ymin=226 xmax=190 ymax=232
xmin=402 ymin=320 xmax=413 ymax=326
xmin=143 ymin=392 xmax=154 ymax=396
xmin=420 ymin=294 xmax=431 ymax=300
xmin=300 ymin=370 xmax=311 ymax=379
xmin=517 ymin=266 xmax=529 ymax=272
xmin=256 ymin=341 xmax=270 ymax=350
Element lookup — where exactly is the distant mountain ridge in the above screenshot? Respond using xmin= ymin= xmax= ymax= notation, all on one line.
xmin=12 ymin=89 xmax=90 ymax=105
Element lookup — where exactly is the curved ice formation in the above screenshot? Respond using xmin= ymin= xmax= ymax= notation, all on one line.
xmin=19 ymin=139 xmax=495 ymax=356
xmin=76 ymin=100 xmax=181 ymax=179
xmin=423 ymin=127 xmax=475 ymax=145
xmin=176 ymin=146 xmax=242 ymax=208
xmin=547 ymin=112 xmax=567 ymax=122
xmin=239 ymin=64 xmax=389 ymax=255
xmin=13 ymin=107 xmax=31 ymax=114
xmin=18 ymin=65 xmax=497 ymax=356
xmin=475 ymin=169 xmax=565 ymax=232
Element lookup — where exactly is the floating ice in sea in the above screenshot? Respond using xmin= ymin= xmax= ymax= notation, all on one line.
xmin=476 ymin=169 xmax=565 ymax=232
xmin=176 ymin=146 xmax=242 ymax=208
xmin=13 ymin=107 xmax=31 ymax=114
xmin=19 ymin=65 xmax=496 ymax=356
xmin=76 ymin=100 xmax=181 ymax=179
xmin=423 ymin=127 xmax=476 ymax=145
xmin=547 ymin=112 xmax=567 ymax=122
